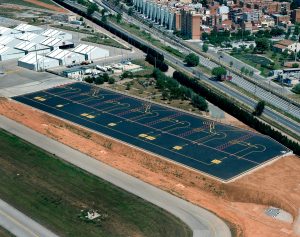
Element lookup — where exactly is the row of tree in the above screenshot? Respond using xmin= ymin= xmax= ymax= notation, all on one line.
xmin=146 ymin=54 xmax=168 ymax=72
xmin=172 ymin=71 xmax=300 ymax=155
xmin=85 ymin=73 xmax=115 ymax=84
xmin=153 ymin=69 xmax=208 ymax=111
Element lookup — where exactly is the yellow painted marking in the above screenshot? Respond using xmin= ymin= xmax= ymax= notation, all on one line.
xmin=139 ymin=133 xmax=148 ymax=138
xmin=146 ymin=136 xmax=156 ymax=140
xmin=56 ymin=104 xmax=64 ymax=108
xmin=81 ymin=113 xmax=88 ymax=117
xmin=86 ymin=115 xmax=95 ymax=119
xmin=173 ymin=145 xmax=182 ymax=150
xmin=39 ymin=98 xmax=46 ymax=101
xmin=211 ymin=159 xmax=222 ymax=164
xmin=108 ymin=123 xmax=117 ymax=127
xmin=34 ymin=96 xmax=41 ymax=100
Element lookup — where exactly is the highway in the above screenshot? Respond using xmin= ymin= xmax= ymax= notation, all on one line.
xmin=0 ymin=116 xmax=232 ymax=237
xmin=85 ymin=0 xmax=300 ymax=135
xmin=56 ymin=1 xmax=300 ymax=136
xmin=103 ymin=18 xmax=300 ymax=135
xmin=0 ymin=199 xmax=59 ymax=237
xmin=125 ymin=10 xmax=300 ymax=120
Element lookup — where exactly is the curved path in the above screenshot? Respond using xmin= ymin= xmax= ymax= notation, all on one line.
xmin=0 ymin=115 xmax=231 ymax=237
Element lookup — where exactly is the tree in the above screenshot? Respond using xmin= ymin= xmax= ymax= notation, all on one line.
xmin=85 ymin=77 xmax=94 ymax=83
xmin=95 ymin=76 xmax=104 ymax=84
xmin=294 ymin=25 xmax=299 ymax=36
xmin=103 ymin=73 xmax=109 ymax=82
xmin=202 ymin=44 xmax=209 ymax=53
xmin=116 ymin=13 xmax=122 ymax=23
xmin=184 ymin=53 xmax=199 ymax=67
xmin=212 ymin=67 xmax=227 ymax=80
xmin=255 ymin=38 xmax=270 ymax=53
xmin=87 ymin=3 xmax=99 ymax=15
xmin=253 ymin=101 xmax=265 ymax=116
xmin=128 ymin=7 xmax=134 ymax=16
xmin=101 ymin=9 xmax=107 ymax=16
xmin=292 ymin=63 xmax=299 ymax=68
xmin=191 ymin=94 xmax=208 ymax=111
xmin=108 ymin=77 xmax=115 ymax=84
xmin=292 ymin=83 xmax=300 ymax=94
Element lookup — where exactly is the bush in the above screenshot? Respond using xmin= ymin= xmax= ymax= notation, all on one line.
xmin=85 ymin=77 xmax=94 ymax=83
xmin=292 ymin=83 xmax=300 ymax=94
xmin=108 ymin=77 xmax=115 ymax=84
xmin=184 ymin=53 xmax=199 ymax=67
xmin=253 ymin=101 xmax=265 ymax=116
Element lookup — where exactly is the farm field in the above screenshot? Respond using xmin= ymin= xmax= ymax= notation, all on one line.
xmin=0 ymin=129 xmax=192 ymax=237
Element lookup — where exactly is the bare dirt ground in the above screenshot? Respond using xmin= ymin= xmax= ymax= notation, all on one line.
xmin=24 ymin=0 xmax=68 ymax=13
xmin=1 ymin=98 xmax=299 ymax=237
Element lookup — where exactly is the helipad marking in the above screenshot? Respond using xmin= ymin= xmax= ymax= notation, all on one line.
xmin=146 ymin=136 xmax=156 ymax=140
xmin=173 ymin=145 xmax=183 ymax=150
xmin=139 ymin=133 xmax=148 ymax=138
xmin=211 ymin=159 xmax=222 ymax=164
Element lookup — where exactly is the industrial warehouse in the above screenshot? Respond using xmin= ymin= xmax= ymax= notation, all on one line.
xmin=0 ymin=23 xmax=110 ymax=71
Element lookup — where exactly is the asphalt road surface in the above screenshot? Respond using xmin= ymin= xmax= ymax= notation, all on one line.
xmin=0 ymin=115 xmax=231 ymax=237
xmin=0 ymin=199 xmax=58 ymax=237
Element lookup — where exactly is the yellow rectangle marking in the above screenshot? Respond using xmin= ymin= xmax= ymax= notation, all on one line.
xmin=39 ymin=98 xmax=46 ymax=101
xmin=108 ymin=123 xmax=116 ymax=127
xmin=81 ymin=113 xmax=88 ymax=117
xmin=34 ymin=96 xmax=41 ymax=100
xmin=173 ymin=145 xmax=182 ymax=150
xmin=146 ymin=136 xmax=156 ymax=140
xmin=139 ymin=134 xmax=148 ymax=138
xmin=56 ymin=104 xmax=64 ymax=108
xmin=86 ymin=115 xmax=95 ymax=119
xmin=211 ymin=159 xmax=222 ymax=164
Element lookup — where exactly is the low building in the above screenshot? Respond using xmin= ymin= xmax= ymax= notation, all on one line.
xmin=72 ymin=44 xmax=109 ymax=61
xmin=41 ymin=29 xmax=73 ymax=41
xmin=0 ymin=35 xmax=23 ymax=48
xmin=0 ymin=45 xmax=25 ymax=61
xmin=62 ymin=67 xmax=87 ymax=79
xmin=40 ymin=37 xmax=74 ymax=50
xmin=14 ymin=23 xmax=43 ymax=34
xmin=273 ymin=39 xmax=300 ymax=53
xmin=46 ymin=48 xmax=85 ymax=65
xmin=0 ymin=26 xmax=21 ymax=36
xmin=14 ymin=41 xmax=51 ymax=54
xmin=16 ymin=32 xmax=47 ymax=44
xmin=18 ymin=53 xmax=60 ymax=71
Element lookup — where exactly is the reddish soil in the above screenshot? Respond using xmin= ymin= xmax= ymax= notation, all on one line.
xmin=24 ymin=0 xmax=68 ymax=13
xmin=1 ymin=98 xmax=299 ymax=237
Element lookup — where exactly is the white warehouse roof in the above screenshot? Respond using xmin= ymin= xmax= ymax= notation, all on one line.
xmin=47 ymin=48 xmax=75 ymax=59
xmin=0 ymin=44 xmax=25 ymax=61
xmin=14 ymin=24 xmax=43 ymax=33
xmin=18 ymin=53 xmax=59 ymax=71
xmin=0 ymin=35 xmax=23 ymax=47
xmin=15 ymin=41 xmax=50 ymax=52
xmin=16 ymin=32 xmax=47 ymax=43
xmin=46 ymin=48 xmax=85 ymax=65
xmin=42 ymin=29 xmax=72 ymax=40
xmin=72 ymin=44 xmax=109 ymax=60
xmin=0 ymin=26 xmax=20 ymax=36
xmin=40 ymin=37 xmax=73 ymax=48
